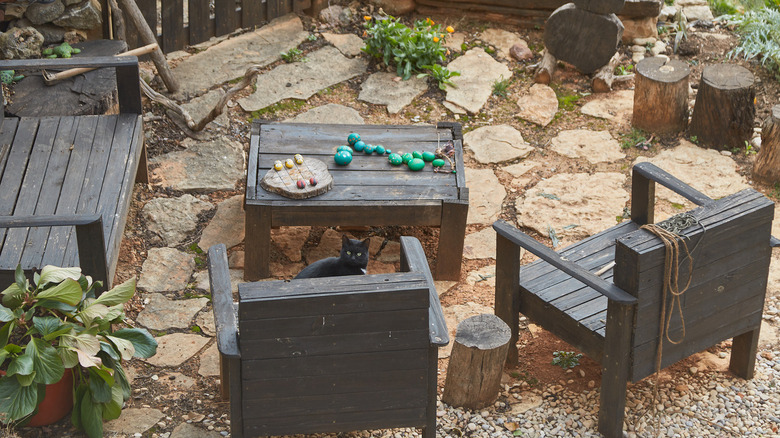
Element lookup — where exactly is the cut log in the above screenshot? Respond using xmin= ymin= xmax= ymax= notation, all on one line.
xmin=574 ymin=0 xmax=625 ymax=14
xmin=632 ymin=57 xmax=690 ymax=134
xmin=753 ymin=105 xmax=780 ymax=185
xmin=442 ymin=314 xmax=511 ymax=410
xmin=592 ymin=52 xmax=626 ymax=93
xmin=544 ymin=4 xmax=624 ymax=74
xmin=534 ymin=51 xmax=556 ymax=84
xmin=689 ymin=64 xmax=755 ymax=151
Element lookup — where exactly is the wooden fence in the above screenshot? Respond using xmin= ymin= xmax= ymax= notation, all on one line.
xmin=110 ymin=0 xmax=310 ymax=53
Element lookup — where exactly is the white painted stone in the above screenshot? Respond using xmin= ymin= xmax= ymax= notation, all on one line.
xmin=478 ymin=28 xmax=528 ymax=60
xmin=173 ymin=14 xmax=309 ymax=97
xmin=199 ymin=195 xmax=245 ymax=251
xmin=138 ymin=248 xmax=196 ymax=293
xmin=634 ymin=140 xmax=749 ymax=207
xmin=516 ymin=83 xmax=558 ymax=127
xmin=464 ymin=125 xmax=533 ymax=164
xmin=580 ymin=89 xmax=634 ymax=125
xmin=463 ymin=227 xmax=497 ymax=260
xmin=150 ymin=137 xmax=245 ymax=192
xmin=358 ymin=71 xmax=428 ymax=114
xmin=136 ymin=293 xmax=209 ymax=330
xmin=445 ymin=48 xmax=512 ymax=114
xmin=144 ymin=333 xmax=210 ymax=367
xmin=322 ymin=32 xmax=365 ymax=57
xmin=105 ymin=408 xmax=165 ymax=435
xmin=197 ymin=342 xmax=220 ymax=377
xmin=143 ymin=195 xmax=213 ymax=247
xmin=440 ymin=301 xmax=494 ymax=358
xmin=550 ymin=129 xmax=625 ymax=163
xmin=239 ymin=46 xmax=367 ymax=112
xmin=466 ymin=168 xmax=506 ymax=225
xmin=284 ymin=104 xmax=364 ymax=124
xmin=515 ymin=172 xmax=629 ymax=238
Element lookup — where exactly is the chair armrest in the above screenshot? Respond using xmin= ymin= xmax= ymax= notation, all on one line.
xmin=399 ymin=236 xmax=449 ymax=346
xmin=0 ymin=56 xmax=142 ymax=114
xmin=492 ymin=221 xmax=637 ymax=305
xmin=633 ymin=162 xmax=780 ymax=247
xmin=208 ymin=244 xmax=240 ymax=359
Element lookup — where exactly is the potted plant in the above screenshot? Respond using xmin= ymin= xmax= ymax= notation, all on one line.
xmin=0 ymin=265 xmax=157 ymax=437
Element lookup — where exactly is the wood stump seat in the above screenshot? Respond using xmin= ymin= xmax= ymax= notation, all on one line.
xmin=0 ymin=56 xmax=145 ymax=288
xmin=208 ymin=236 xmax=448 ymax=438
xmin=494 ymin=162 xmax=777 ymax=438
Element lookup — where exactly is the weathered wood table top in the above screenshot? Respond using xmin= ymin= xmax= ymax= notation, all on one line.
xmin=245 ymin=121 xmax=469 ymax=281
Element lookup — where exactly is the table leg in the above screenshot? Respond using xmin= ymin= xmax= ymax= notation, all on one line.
xmin=244 ymin=204 xmax=271 ymax=280
xmin=435 ymin=199 xmax=468 ymax=280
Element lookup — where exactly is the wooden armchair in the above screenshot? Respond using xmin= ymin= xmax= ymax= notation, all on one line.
xmin=208 ymin=236 xmax=449 ymax=438
xmin=494 ymin=162 xmax=776 ymax=438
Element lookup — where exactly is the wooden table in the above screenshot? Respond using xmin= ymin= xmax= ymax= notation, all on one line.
xmin=245 ymin=121 xmax=469 ymax=281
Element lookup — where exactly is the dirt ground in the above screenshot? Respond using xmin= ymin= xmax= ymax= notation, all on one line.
xmin=10 ymin=10 xmax=780 ymax=438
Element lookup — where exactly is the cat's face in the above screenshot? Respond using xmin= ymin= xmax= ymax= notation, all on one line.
xmin=341 ymin=235 xmax=370 ymax=268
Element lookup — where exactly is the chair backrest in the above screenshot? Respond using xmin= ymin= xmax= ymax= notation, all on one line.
xmin=614 ymin=188 xmax=774 ymax=381
xmin=235 ymin=271 xmax=433 ymax=436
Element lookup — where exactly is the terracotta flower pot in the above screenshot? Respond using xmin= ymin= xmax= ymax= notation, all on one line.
xmin=27 ymin=369 xmax=74 ymax=427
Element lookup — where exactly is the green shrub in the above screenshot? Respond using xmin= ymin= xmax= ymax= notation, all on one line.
xmin=492 ymin=76 xmax=510 ymax=97
xmin=723 ymin=8 xmax=780 ymax=74
xmin=552 ymin=351 xmax=582 ymax=369
xmin=417 ymin=64 xmax=460 ymax=90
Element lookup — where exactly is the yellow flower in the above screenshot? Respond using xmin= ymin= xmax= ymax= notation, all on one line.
xmin=426 ymin=18 xmax=435 ymax=25
xmin=433 ymin=36 xmax=440 ymax=43
xmin=446 ymin=26 xmax=455 ymax=33
xmin=440 ymin=34 xmax=444 ymax=39
xmin=364 ymin=15 xmax=371 ymax=21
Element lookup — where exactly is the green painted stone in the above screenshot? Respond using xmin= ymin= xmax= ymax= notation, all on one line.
xmin=347 ymin=133 xmax=361 ymax=146
xmin=412 ymin=151 xmax=423 ymax=159
xmin=353 ymin=140 xmax=366 ymax=152
xmin=363 ymin=145 xmax=375 ymax=154
xmin=408 ymin=158 xmax=425 ymax=171
xmin=422 ymin=151 xmax=436 ymax=162
xmin=385 ymin=149 xmax=392 ymax=154
xmin=374 ymin=145 xmax=386 ymax=155
xmin=388 ymin=153 xmax=403 ymax=165
xmin=432 ymin=158 xmax=445 ymax=167
xmin=334 ymin=151 xmax=353 ymax=165
xmin=336 ymin=145 xmax=353 ymax=154
xmin=401 ymin=153 xmax=413 ymax=164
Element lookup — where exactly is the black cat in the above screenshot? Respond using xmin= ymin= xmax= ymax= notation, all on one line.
xmin=294 ymin=235 xmax=370 ymax=279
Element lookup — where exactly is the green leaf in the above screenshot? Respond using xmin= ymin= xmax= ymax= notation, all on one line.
xmin=35 ymin=299 xmax=78 ymax=314
xmin=103 ymin=304 xmax=124 ymax=323
xmin=99 ymin=341 xmax=120 ymax=361
xmin=102 ymin=384 xmax=123 ymax=420
xmin=79 ymin=386 xmax=104 ymax=438
xmin=88 ymin=367 xmax=113 ymax=403
xmin=111 ymin=328 xmax=157 ymax=358
xmin=57 ymin=346 xmax=79 ymax=369
xmin=71 ymin=383 xmax=87 ymax=429
xmin=36 ymin=278 xmax=83 ymax=306
xmin=113 ymin=362 xmax=131 ymax=400
xmin=16 ymin=372 xmax=35 ymax=387
xmin=0 ymin=374 xmax=38 ymax=421
xmin=27 ymin=338 xmax=64 ymax=385
xmin=0 ymin=305 xmax=14 ymax=322
xmin=7 ymin=354 xmax=33 ymax=377
xmin=38 ymin=266 xmax=82 ymax=286
xmin=14 ymin=265 xmax=27 ymax=294
xmin=106 ymin=335 xmax=135 ymax=361
xmin=0 ymin=321 xmax=14 ymax=349
xmin=32 ymin=316 xmax=62 ymax=337
xmin=78 ymin=303 xmax=110 ymax=323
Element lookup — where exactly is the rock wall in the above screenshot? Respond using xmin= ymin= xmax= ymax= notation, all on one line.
xmin=1 ymin=0 xmax=102 ymax=55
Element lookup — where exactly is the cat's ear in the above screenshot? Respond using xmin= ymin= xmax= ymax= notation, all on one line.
xmin=360 ymin=238 xmax=370 ymax=249
xmin=342 ymin=234 xmax=350 ymax=245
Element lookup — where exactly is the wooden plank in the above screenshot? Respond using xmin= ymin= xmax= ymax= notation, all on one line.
xmin=240 ymin=329 xmax=429 ymax=359
xmin=531 ymin=244 xmax=618 ymax=299
xmin=0 ymin=118 xmax=59 ymax=269
xmin=242 ymin=349 xmax=429 ymax=379
xmin=241 ymin=0 xmax=265 ymax=28
xmin=136 ymin=0 xmax=158 ymax=44
xmin=209 ymin=244 xmax=240 ymax=358
xmin=260 ymin=123 xmax=453 ymax=143
xmin=0 ymin=118 xmax=19 ymax=172
xmin=242 ymin=369 xmax=426 ymax=398
xmin=598 ymin=301 xmax=634 ymax=438
xmin=400 ymin=235 xmax=449 ymax=345
xmin=730 ymin=327 xmax=760 ymax=379
xmin=246 ymin=122 xmax=260 ymax=199
xmin=0 ymin=118 xmax=39 ymax=251
xmin=18 ymin=117 xmax=79 ymax=270
xmin=267 ymin=0 xmax=281 ymax=20
xmin=268 ymin=203 xmax=444 ymax=227
xmin=227 ymin=356 xmax=243 ymax=438
xmin=243 ymin=204 xmax=270 ymax=280
xmin=257 ymin=151 xmax=461 ymax=172
xmin=215 ymin=0 xmax=238 ymax=37
xmin=253 ymin=185 xmax=457 ymax=202
xmin=188 ymin=0 xmax=213 ymax=45
xmin=495 ymin=229 xmax=522 ymax=367
xmin=239 ymin=308 xmax=428 ymax=339
xmin=240 ymin=271 xmax=427 ymax=299
xmin=161 ymin=0 xmax=185 ymax=52
xmin=243 ymin=408 xmax=426 ymax=436
xmin=436 ymin=199 xmax=468 ymax=280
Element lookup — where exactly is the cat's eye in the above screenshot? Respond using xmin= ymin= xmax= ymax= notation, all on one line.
xmin=346 ymin=251 xmax=351 ymax=255
xmin=357 ymin=253 xmax=362 ymax=256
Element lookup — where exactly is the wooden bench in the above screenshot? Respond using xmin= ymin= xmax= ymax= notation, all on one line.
xmin=0 ymin=57 xmax=145 ymax=289
xmin=494 ymin=162 xmax=776 ymax=438
xmin=208 ymin=236 xmax=448 ymax=438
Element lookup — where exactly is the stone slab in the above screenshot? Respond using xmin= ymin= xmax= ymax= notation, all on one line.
xmin=284 ymin=104 xmax=364 ymax=124
xmin=138 ymin=248 xmax=196 ymax=293
xmin=171 ymin=419 xmax=223 ymax=438
xmin=517 ymin=84 xmax=558 ymax=127
xmin=136 ymin=293 xmax=209 ymax=330
xmin=105 ymin=408 xmax=164 ymax=435
xmin=550 ymin=129 xmax=625 ymax=163
xmin=446 ymin=48 xmax=512 ymax=114
xmin=358 ymin=71 xmax=428 ymax=114
xmin=143 ymin=194 xmax=213 ymax=247
xmin=464 ymin=124 xmax=533 ymax=164
xmin=199 ymin=195 xmax=245 ymax=251
xmin=144 ymin=333 xmax=210 ymax=367
xmin=479 ymin=28 xmax=528 ymax=60
xmin=580 ymin=89 xmax=634 ymax=125
xmin=195 ymin=309 xmax=216 ymax=336
xmin=463 ymin=227 xmax=498 ymax=260
xmin=466 ymin=168 xmax=506 ymax=225
xmin=194 ymin=268 xmax=244 ymax=294
xmin=180 ymin=88 xmax=230 ymax=130
xmin=150 ymin=137 xmax=245 ymax=193
xmin=172 ymin=14 xmax=309 ymax=97
xmin=198 ymin=342 xmax=220 ymax=377
xmin=322 ymin=32 xmax=365 ymax=57
xmin=239 ymin=46 xmax=367 ymax=112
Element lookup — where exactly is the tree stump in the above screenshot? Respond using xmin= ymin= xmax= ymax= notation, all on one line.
xmin=632 ymin=57 xmax=690 ymax=134
xmin=574 ymin=0 xmax=626 ymax=14
xmin=534 ymin=52 xmax=557 ymax=84
xmin=689 ymin=64 xmax=755 ymax=150
xmin=442 ymin=314 xmax=511 ymax=410
xmin=753 ymin=105 xmax=780 ymax=184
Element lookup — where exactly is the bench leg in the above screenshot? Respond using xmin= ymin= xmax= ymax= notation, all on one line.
xmin=135 ymin=141 xmax=149 ymax=184
xmin=729 ymin=327 xmax=760 ymax=379
xmin=435 ymin=199 xmax=468 ymax=281
xmin=244 ymin=204 xmax=271 ymax=281
xmin=598 ymin=302 xmax=634 ymax=438
xmin=495 ymin=232 xmax=521 ymax=367
xmin=423 ymin=344 xmax=438 ymax=438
